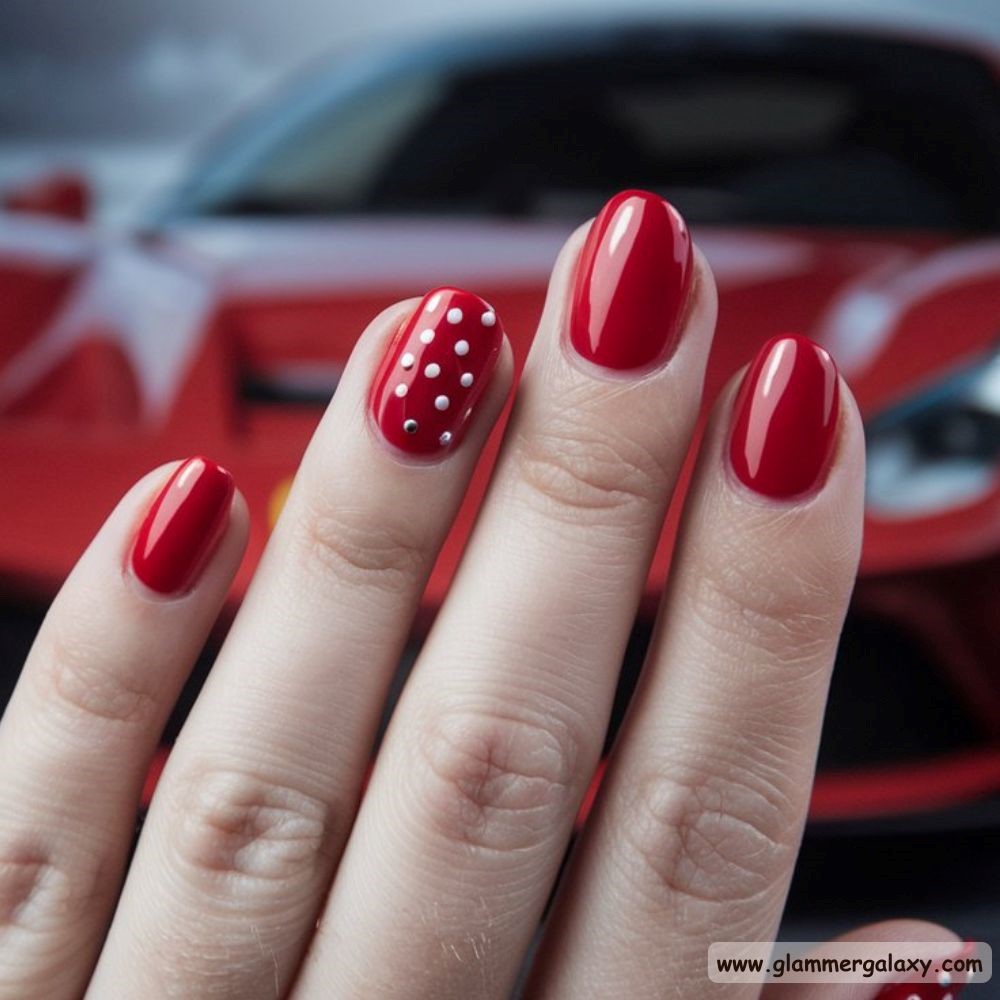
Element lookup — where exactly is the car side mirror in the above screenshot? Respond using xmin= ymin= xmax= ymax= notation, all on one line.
xmin=3 ymin=170 xmax=91 ymax=223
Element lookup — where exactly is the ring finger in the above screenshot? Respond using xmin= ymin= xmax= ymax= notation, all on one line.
xmin=530 ymin=336 xmax=865 ymax=998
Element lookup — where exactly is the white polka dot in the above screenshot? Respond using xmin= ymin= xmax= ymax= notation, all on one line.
xmin=454 ymin=340 xmax=469 ymax=356
xmin=938 ymin=973 xmax=952 ymax=988
xmin=394 ymin=383 xmax=408 ymax=397
xmin=419 ymin=329 xmax=434 ymax=345
xmin=446 ymin=307 xmax=463 ymax=324
xmin=401 ymin=352 xmax=415 ymax=369
xmin=435 ymin=395 xmax=450 ymax=411
xmin=460 ymin=372 xmax=474 ymax=387
xmin=439 ymin=431 xmax=453 ymax=446
xmin=403 ymin=419 xmax=418 ymax=434
xmin=481 ymin=310 xmax=496 ymax=327
xmin=424 ymin=363 xmax=440 ymax=378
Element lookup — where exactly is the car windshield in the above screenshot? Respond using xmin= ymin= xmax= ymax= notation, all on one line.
xmin=163 ymin=24 xmax=1000 ymax=231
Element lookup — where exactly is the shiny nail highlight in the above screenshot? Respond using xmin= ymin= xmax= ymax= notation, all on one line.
xmin=569 ymin=189 xmax=693 ymax=371
xmin=130 ymin=457 xmax=234 ymax=594
xmin=371 ymin=287 xmax=502 ymax=456
xmin=729 ymin=334 xmax=839 ymax=499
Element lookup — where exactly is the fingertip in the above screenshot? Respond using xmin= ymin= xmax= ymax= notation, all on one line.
xmin=691 ymin=242 xmax=719 ymax=326
xmin=216 ymin=483 xmax=250 ymax=564
xmin=485 ymin=331 xmax=516 ymax=404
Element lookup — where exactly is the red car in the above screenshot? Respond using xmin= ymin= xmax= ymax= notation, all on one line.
xmin=1 ymin=17 xmax=999 ymax=830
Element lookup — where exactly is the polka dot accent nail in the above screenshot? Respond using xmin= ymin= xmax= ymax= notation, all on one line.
xmin=371 ymin=287 xmax=503 ymax=455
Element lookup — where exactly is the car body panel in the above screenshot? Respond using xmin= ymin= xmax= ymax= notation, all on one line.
xmin=4 ymin=219 xmax=997 ymax=599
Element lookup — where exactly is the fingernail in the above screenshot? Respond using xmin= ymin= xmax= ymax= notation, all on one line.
xmin=569 ymin=189 xmax=693 ymax=371
xmin=130 ymin=457 xmax=234 ymax=594
xmin=729 ymin=334 xmax=839 ymax=499
xmin=371 ymin=287 xmax=503 ymax=456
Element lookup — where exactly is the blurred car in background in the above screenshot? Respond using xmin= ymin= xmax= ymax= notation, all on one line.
xmin=1 ymin=15 xmax=998 ymax=838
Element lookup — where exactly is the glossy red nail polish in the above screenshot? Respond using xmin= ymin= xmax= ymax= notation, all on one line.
xmin=130 ymin=457 xmax=234 ymax=594
xmin=569 ymin=189 xmax=693 ymax=370
xmin=729 ymin=334 xmax=840 ymax=499
xmin=371 ymin=287 xmax=503 ymax=456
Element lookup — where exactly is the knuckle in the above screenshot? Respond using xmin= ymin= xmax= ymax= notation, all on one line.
xmin=512 ymin=420 xmax=667 ymax=524
xmin=39 ymin=627 xmax=159 ymax=728
xmin=0 ymin=843 xmax=104 ymax=934
xmin=0 ymin=851 xmax=61 ymax=931
xmin=689 ymin=534 xmax=849 ymax=665
xmin=413 ymin=707 xmax=583 ymax=854
xmin=170 ymin=767 xmax=336 ymax=888
xmin=617 ymin=763 xmax=795 ymax=912
xmin=294 ymin=501 xmax=427 ymax=594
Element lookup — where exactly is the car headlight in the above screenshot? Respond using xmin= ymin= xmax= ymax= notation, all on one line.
xmin=865 ymin=344 xmax=1000 ymax=516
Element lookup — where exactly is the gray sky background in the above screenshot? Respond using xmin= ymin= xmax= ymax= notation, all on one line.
xmin=0 ymin=0 xmax=995 ymax=222
xmin=2 ymin=0 xmax=998 ymax=141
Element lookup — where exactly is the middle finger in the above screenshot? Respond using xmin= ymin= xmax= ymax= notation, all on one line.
xmin=296 ymin=191 xmax=716 ymax=999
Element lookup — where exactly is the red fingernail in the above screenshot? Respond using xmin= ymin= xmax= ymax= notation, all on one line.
xmin=371 ymin=287 xmax=502 ymax=456
xmin=130 ymin=457 xmax=234 ymax=595
xmin=569 ymin=189 xmax=693 ymax=371
xmin=729 ymin=334 xmax=839 ymax=499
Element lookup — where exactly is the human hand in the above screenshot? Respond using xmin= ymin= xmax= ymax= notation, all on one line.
xmin=0 ymin=191 xmax=962 ymax=999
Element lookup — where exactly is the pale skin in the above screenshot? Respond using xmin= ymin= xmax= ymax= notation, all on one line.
xmin=0 ymin=223 xmax=959 ymax=998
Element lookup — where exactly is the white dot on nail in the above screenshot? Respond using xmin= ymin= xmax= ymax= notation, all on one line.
xmin=446 ymin=307 xmax=463 ymax=324
xmin=439 ymin=431 xmax=452 ymax=445
xmin=424 ymin=363 xmax=440 ymax=378
xmin=938 ymin=973 xmax=952 ymax=988
xmin=403 ymin=419 xmax=418 ymax=434
xmin=401 ymin=352 xmax=415 ymax=369
xmin=419 ymin=329 xmax=434 ymax=345
xmin=460 ymin=372 xmax=474 ymax=387
xmin=435 ymin=395 xmax=450 ymax=411
xmin=481 ymin=310 xmax=496 ymax=327
xmin=454 ymin=339 xmax=469 ymax=356
xmin=394 ymin=383 xmax=408 ymax=397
